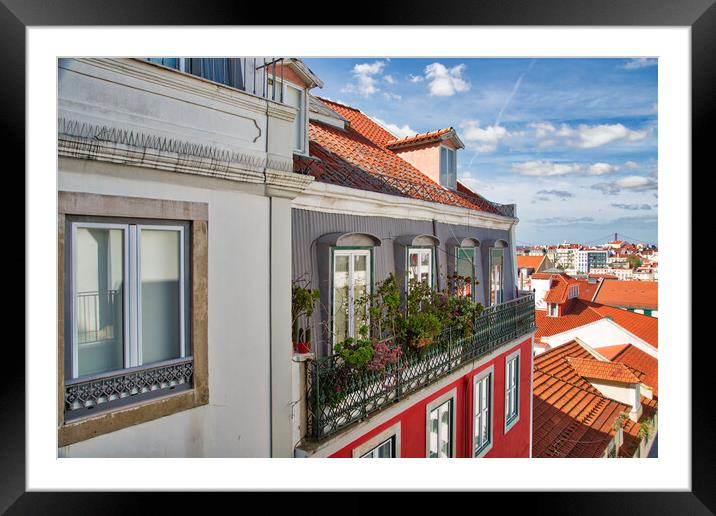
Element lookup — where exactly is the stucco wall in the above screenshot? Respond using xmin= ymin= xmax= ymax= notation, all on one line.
xmin=58 ymin=159 xmax=273 ymax=457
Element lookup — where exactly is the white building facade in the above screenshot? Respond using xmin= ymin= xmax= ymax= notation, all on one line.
xmin=57 ymin=58 xmax=320 ymax=457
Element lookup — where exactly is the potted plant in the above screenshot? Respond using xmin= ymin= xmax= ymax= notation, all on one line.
xmin=292 ymin=279 xmax=320 ymax=354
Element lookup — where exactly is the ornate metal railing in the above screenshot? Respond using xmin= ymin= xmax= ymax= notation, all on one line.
xmin=64 ymin=357 xmax=193 ymax=419
xmin=305 ymin=294 xmax=535 ymax=440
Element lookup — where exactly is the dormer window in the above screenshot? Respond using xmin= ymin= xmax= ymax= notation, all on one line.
xmin=267 ymin=77 xmax=307 ymax=154
xmin=568 ymin=284 xmax=579 ymax=299
xmin=548 ymin=303 xmax=559 ymax=317
xmin=440 ymin=146 xmax=457 ymax=190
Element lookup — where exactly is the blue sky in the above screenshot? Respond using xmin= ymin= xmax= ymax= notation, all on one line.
xmin=302 ymin=58 xmax=658 ymax=246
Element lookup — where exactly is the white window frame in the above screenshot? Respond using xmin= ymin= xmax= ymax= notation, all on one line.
xmin=548 ymin=303 xmax=559 ymax=317
xmin=407 ymin=247 xmax=434 ymax=290
xmin=439 ymin=145 xmax=457 ymax=190
xmin=489 ymin=248 xmax=504 ymax=306
xmin=332 ymin=248 xmax=372 ymax=347
xmin=267 ymin=75 xmax=307 ymax=154
xmin=504 ymin=349 xmax=521 ymax=433
xmin=352 ymin=421 xmax=401 ymax=458
xmin=69 ymin=220 xmax=188 ymax=380
xmin=474 ymin=366 xmax=494 ymax=458
xmin=426 ymin=388 xmax=457 ymax=458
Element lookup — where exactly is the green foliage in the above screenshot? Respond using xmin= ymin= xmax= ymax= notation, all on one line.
xmin=613 ymin=411 xmax=629 ymax=431
xmin=627 ymin=255 xmax=642 ymax=269
xmin=335 ymin=336 xmax=374 ymax=370
xmin=292 ymin=279 xmax=320 ymax=344
xmin=637 ymin=418 xmax=654 ymax=441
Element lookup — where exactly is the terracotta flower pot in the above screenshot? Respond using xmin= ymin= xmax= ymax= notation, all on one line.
xmin=293 ymin=341 xmax=311 ymax=354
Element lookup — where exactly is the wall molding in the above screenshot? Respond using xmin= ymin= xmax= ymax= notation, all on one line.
xmin=292 ymin=180 xmax=517 ymax=231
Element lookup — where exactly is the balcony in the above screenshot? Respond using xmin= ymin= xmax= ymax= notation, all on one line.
xmin=305 ymin=294 xmax=536 ymax=441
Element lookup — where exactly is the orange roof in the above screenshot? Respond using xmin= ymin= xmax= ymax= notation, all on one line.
xmin=533 ymin=340 xmax=658 ymax=458
xmin=544 ymin=274 xmax=581 ymax=304
xmin=589 ymin=304 xmax=658 ymax=349
xmin=610 ymin=344 xmax=659 ymax=396
xmin=535 ymin=300 xmax=658 ymax=349
xmin=296 ymin=99 xmax=508 ymax=216
xmin=316 ymin=97 xmax=397 ymax=147
xmin=593 ymin=280 xmax=658 ymax=310
xmin=567 ymin=356 xmax=641 ymax=384
xmin=517 ymin=255 xmax=545 ymax=270
xmin=534 ymin=301 xmax=603 ymax=340
xmin=575 ymin=278 xmax=599 ymax=302
xmin=596 ymin=344 xmax=631 ymax=361
xmin=385 ymin=127 xmax=458 ymax=149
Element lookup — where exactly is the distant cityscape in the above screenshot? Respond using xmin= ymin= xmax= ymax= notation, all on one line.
xmin=517 ymin=233 xmax=658 ymax=290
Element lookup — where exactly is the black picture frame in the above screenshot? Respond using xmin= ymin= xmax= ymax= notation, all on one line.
xmin=5 ymin=0 xmax=709 ymax=512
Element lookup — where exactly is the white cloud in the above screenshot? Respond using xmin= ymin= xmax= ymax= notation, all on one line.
xmin=409 ymin=74 xmax=423 ymax=83
xmin=370 ymin=116 xmax=416 ymax=139
xmin=512 ymin=161 xmax=584 ymax=177
xmin=382 ymin=92 xmax=402 ymax=101
xmin=529 ymin=122 xmax=556 ymax=138
xmin=573 ymin=123 xmax=648 ymax=148
xmin=588 ymin=162 xmax=619 ymax=175
xmin=624 ymin=58 xmax=657 ymax=70
xmin=512 ymin=160 xmax=619 ymax=177
xmin=383 ymin=75 xmax=396 ymax=84
xmin=460 ymin=120 xmax=509 ymax=152
xmin=424 ymin=63 xmax=471 ymax=97
xmin=625 ymin=160 xmax=639 ymax=170
xmin=611 ymin=203 xmax=652 ymax=211
xmin=528 ymin=121 xmax=648 ymax=149
xmin=591 ymin=175 xmax=658 ymax=195
xmin=341 ymin=60 xmax=386 ymax=97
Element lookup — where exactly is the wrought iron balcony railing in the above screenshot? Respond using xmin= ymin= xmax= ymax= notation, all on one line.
xmin=305 ymin=294 xmax=536 ymax=441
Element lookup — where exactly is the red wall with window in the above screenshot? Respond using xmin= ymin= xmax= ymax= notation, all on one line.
xmin=328 ymin=336 xmax=533 ymax=458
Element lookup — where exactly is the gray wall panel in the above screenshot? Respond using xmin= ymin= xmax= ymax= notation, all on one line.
xmin=292 ymin=208 xmax=516 ymax=356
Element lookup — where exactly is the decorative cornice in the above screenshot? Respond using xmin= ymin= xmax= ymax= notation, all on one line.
xmin=265 ymin=169 xmax=315 ymax=199
xmin=292 ymin=180 xmax=517 ymax=231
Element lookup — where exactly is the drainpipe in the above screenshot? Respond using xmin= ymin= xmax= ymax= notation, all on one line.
xmin=508 ymin=204 xmax=519 ymax=300
xmin=432 ymin=218 xmax=440 ymax=290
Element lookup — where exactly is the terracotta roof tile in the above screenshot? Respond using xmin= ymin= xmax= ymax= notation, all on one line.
xmin=533 ymin=340 xmax=658 ymax=458
xmin=534 ymin=300 xmax=603 ymax=340
xmin=611 ymin=345 xmax=659 ymax=396
xmin=596 ymin=344 xmax=631 ymax=361
xmin=517 ymin=255 xmax=545 ymax=270
xmin=315 ymin=97 xmax=397 ymax=147
xmin=535 ymin=299 xmax=658 ymax=349
xmin=589 ymin=304 xmax=658 ymax=349
xmin=567 ymin=356 xmax=641 ymax=384
xmin=543 ymin=274 xmax=581 ymax=304
xmin=385 ymin=127 xmax=457 ymax=148
xmin=593 ymin=280 xmax=658 ymax=310
xmin=295 ymin=100 xmax=509 ymax=217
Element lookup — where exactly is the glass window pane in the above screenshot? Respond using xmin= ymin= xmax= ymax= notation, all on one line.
xmin=353 ymin=254 xmax=369 ymax=335
xmin=430 ymin=409 xmax=439 ymax=458
xmin=439 ymin=402 xmax=451 ymax=457
xmin=75 ymin=227 xmax=125 ymax=377
xmin=334 ymin=255 xmax=350 ymax=344
xmin=286 ymin=85 xmax=304 ymax=151
xmin=141 ymin=229 xmax=182 ymax=365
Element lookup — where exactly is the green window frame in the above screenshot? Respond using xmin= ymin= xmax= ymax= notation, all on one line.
xmin=455 ymin=247 xmax=476 ymax=299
